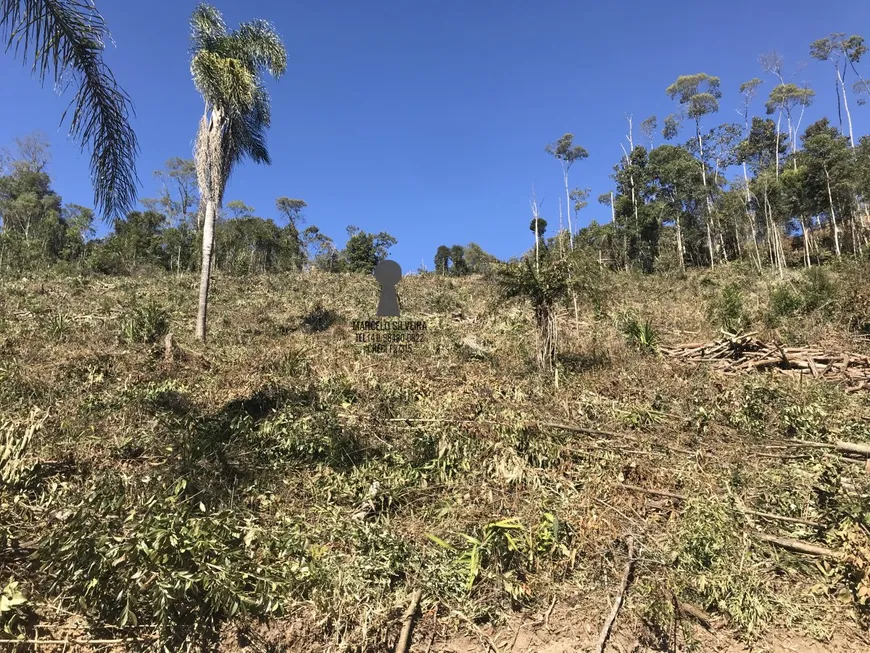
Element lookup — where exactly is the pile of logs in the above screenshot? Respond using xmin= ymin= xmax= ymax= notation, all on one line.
xmin=660 ymin=333 xmax=870 ymax=392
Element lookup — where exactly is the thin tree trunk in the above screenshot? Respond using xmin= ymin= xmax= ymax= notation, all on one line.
xmin=800 ymin=217 xmax=811 ymax=267
xmin=837 ymin=65 xmax=856 ymax=148
xmin=696 ymin=121 xmax=715 ymax=268
xmin=774 ymin=113 xmax=782 ymax=178
xmin=743 ymin=164 xmax=762 ymax=271
xmin=734 ymin=223 xmax=742 ymax=258
xmin=675 ymin=215 xmax=685 ymax=272
xmin=563 ymin=168 xmax=573 ymax=249
xmin=196 ymin=199 xmax=217 ymax=341
xmin=825 ymin=168 xmax=841 ymax=257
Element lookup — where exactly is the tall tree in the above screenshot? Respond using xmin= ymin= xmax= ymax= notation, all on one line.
xmin=434 ymin=245 xmax=450 ymax=274
xmin=152 ymin=158 xmax=199 ymax=229
xmin=801 ymin=118 xmax=857 ymax=258
xmin=545 ymin=134 xmax=588 ymax=249
xmin=190 ymin=3 xmax=287 ymax=341
xmin=665 ymin=72 xmax=722 ymax=267
xmin=0 ymin=0 xmax=139 ymax=219
xmin=275 ymin=197 xmax=307 ymax=271
xmin=810 ymin=34 xmax=867 ymax=148
xmin=738 ymin=78 xmax=764 ymax=269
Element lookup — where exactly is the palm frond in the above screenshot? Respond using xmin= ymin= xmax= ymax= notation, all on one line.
xmin=191 ymin=49 xmax=256 ymax=114
xmin=1 ymin=0 xmax=139 ymax=219
xmin=233 ymin=19 xmax=286 ymax=78
xmin=189 ymin=2 xmax=226 ymax=53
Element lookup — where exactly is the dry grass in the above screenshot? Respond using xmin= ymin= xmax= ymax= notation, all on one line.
xmin=0 ymin=264 xmax=869 ymax=651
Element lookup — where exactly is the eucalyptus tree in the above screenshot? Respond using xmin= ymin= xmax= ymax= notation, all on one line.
xmin=765 ymin=83 xmax=815 ymax=164
xmin=153 ymin=158 xmax=199 ymax=229
xmin=189 ymin=3 xmax=287 ymax=341
xmin=545 ymin=133 xmax=588 ymax=249
xmin=0 ymin=0 xmax=139 ymax=219
xmin=665 ymin=73 xmax=722 ymax=267
xmin=276 ymin=197 xmax=307 ymax=271
xmin=738 ymin=78 xmax=764 ymax=269
xmin=801 ymin=118 xmax=857 ymax=258
xmin=648 ymin=144 xmax=707 ymax=271
xmin=810 ymin=34 xmax=867 ymax=147
xmin=434 ymin=245 xmax=450 ymax=274
xmin=736 ymin=117 xmax=789 ymax=273
xmin=640 ymin=116 xmax=657 ymax=151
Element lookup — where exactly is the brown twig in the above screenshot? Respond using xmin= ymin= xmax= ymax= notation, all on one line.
xmin=394 ymin=588 xmax=423 ymax=653
xmin=617 ymin=484 xmax=822 ymax=527
xmin=425 ymin=604 xmax=438 ymax=653
xmin=754 ymin=533 xmax=844 ymax=559
xmin=453 ymin=610 xmax=501 ymax=653
xmin=543 ymin=595 xmax=556 ymax=629
xmin=595 ymin=535 xmax=635 ymax=653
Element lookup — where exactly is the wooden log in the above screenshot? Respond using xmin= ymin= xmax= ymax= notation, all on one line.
xmin=595 ymin=536 xmax=635 ymax=653
xmin=394 ymin=589 xmax=423 ymax=653
xmin=836 ymin=441 xmax=870 ymax=457
xmin=754 ymin=533 xmax=844 ymax=559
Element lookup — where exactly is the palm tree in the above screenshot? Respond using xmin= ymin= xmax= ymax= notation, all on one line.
xmin=1 ymin=0 xmax=139 ymax=218
xmin=189 ymin=3 xmax=286 ymax=341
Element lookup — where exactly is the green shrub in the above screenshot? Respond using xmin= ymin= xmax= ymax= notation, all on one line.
xmin=769 ymin=285 xmax=803 ymax=320
xmin=801 ymin=267 xmax=836 ymax=313
xmin=38 ymin=476 xmax=307 ymax=652
xmin=618 ymin=312 xmax=659 ymax=353
xmin=673 ymin=497 xmax=770 ymax=637
xmin=707 ymin=283 xmax=750 ymax=334
xmin=119 ymin=301 xmax=170 ymax=344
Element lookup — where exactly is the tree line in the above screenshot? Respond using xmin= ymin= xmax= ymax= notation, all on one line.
xmin=0 ymin=136 xmax=397 ymax=277
xmin=537 ymin=36 xmax=870 ymax=275
xmin=4 ymin=3 xmax=870 ymax=339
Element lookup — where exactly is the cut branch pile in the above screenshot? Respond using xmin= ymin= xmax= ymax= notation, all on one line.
xmin=661 ymin=334 xmax=870 ymax=392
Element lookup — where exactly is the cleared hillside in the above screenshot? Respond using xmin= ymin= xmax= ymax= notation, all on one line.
xmin=1 ymin=264 xmax=869 ymax=652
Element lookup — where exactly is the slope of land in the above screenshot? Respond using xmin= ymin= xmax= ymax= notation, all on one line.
xmin=1 ymin=264 xmax=869 ymax=652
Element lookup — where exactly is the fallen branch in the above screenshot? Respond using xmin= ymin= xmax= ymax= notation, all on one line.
xmin=754 ymin=533 xmax=844 ymax=559
xmin=616 ymin=484 xmax=822 ymax=527
xmin=835 ymin=440 xmax=870 ymax=457
xmin=453 ymin=610 xmax=500 ymax=653
xmin=540 ymin=422 xmax=639 ymax=441
xmin=678 ymin=601 xmax=723 ymax=630
xmin=394 ymin=588 xmax=423 ymax=653
xmin=595 ymin=535 xmax=635 ymax=653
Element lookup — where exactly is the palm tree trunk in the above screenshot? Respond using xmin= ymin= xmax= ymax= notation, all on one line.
xmin=196 ymin=199 xmax=217 ymax=341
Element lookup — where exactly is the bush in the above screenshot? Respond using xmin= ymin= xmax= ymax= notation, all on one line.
xmin=708 ymin=283 xmax=750 ymax=334
xmin=38 ymin=476 xmax=307 ymax=651
xmin=119 ymin=301 xmax=170 ymax=344
xmin=767 ymin=268 xmax=838 ymax=325
xmin=801 ymin=267 xmax=836 ymax=313
xmin=617 ymin=312 xmax=659 ymax=353
xmin=768 ymin=285 xmax=803 ymax=321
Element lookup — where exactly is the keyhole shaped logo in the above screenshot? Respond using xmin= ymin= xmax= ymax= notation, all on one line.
xmin=373 ymin=260 xmax=401 ymax=317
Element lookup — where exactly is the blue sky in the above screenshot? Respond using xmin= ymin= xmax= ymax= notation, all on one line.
xmin=1 ymin=0 xmax=868 ymax=273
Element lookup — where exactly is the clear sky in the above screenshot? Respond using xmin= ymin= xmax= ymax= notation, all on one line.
xmin=1 ymin=1 xmax=868 ymax=273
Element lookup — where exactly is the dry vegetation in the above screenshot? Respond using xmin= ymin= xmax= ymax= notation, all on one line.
xmin=1 ymin=262 xmax=870 ymax=652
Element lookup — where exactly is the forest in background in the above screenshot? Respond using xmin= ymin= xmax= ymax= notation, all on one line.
xmin=4 ymin=35 xmax=870 ymax=281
